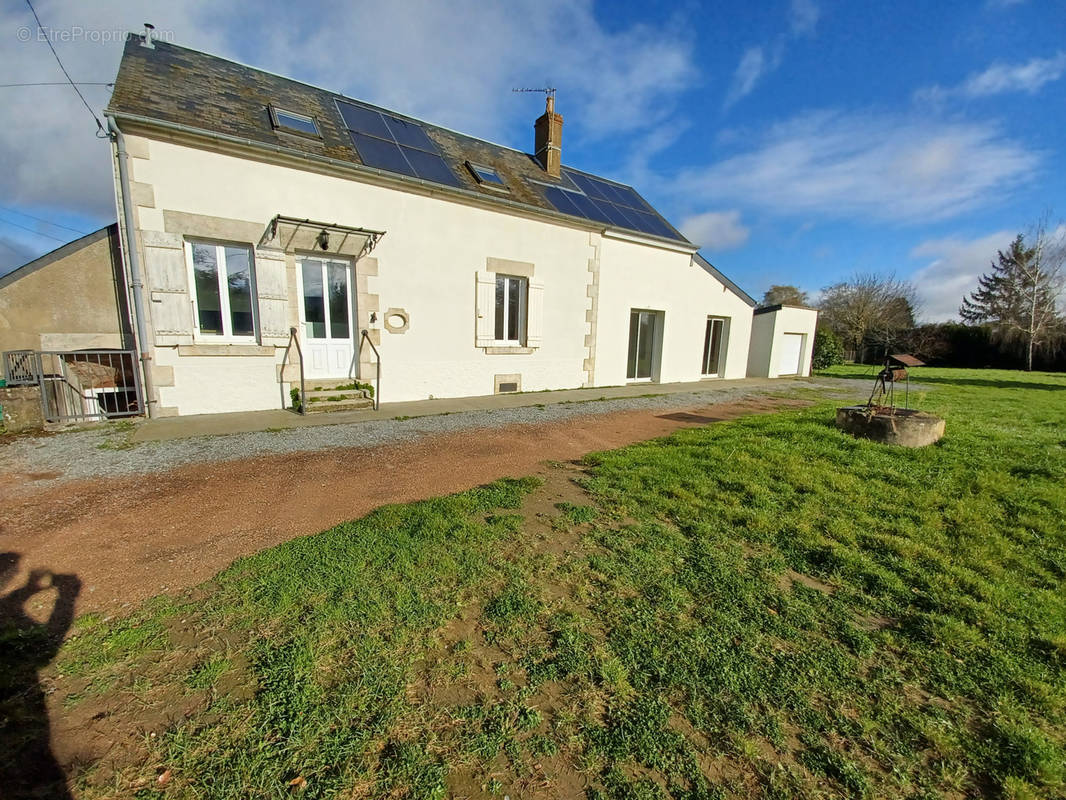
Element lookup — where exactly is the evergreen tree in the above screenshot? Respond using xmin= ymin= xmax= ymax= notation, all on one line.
xmin=960 ymin=232 xmax=1065 ymax=371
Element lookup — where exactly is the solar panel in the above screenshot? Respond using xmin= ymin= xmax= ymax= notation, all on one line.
xmin=337 ymin=102 xmax=392 ymax=140
xmin=543 ymin=186 xmax=582 ymax=216
xmin=384 ymin=115 xmax=436 ymax=151
xmin=337 ymin=100 xmax=460 ymax=188
xmin=350 ymin=132 xmax=415 ymax=178
xmin=403 ymin=147 xmax=461 ymax=186
xmin=541 ymin=173 xmax=682 ymax=241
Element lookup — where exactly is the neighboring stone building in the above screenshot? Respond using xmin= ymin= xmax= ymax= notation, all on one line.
xmin=0 ymin=224 xmax=133 ymax=353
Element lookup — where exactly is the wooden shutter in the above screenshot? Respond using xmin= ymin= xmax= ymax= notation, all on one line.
xmin=255 ymin=249 xmax=289 ymax=345
xmin=526 ymin=278 xmax=545 ymax=348
xmin=475 ymin=270 xmax=496 ymax=346
xmin=141 ymin=231 xmax=193 ymax=345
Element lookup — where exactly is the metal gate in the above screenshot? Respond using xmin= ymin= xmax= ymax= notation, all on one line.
xmin=3 ymin=349 xmax=144 ymax=423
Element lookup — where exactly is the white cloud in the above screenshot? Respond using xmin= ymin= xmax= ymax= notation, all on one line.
xmin=916 ymin=52 xmax=1066 ymax=103
xmin=724 ymin=46 xmax=780 ymax=109
xmin=909 ymin=231 xmax=1014 ymax=322
xmin=723 ymin=0 xmax=818 ymax=109
xmin=790 ymin=0 xmax=820 ymax=36
xmin=0 ymin=0 xmax=698 ymax=264
xmin=964 ymin=52 xmax=1066 ymax=95
xmin=679 ymin=210 xmax=750 ymax=251
xmin=673 ymin=110 xmax=1038 ymax=223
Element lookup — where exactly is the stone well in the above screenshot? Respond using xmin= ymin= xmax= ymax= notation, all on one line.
xmin=835 ymin=406 xmax=945 ymax=447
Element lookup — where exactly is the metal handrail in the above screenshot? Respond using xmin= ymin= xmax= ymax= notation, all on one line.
xmin=360 ymin=329 xmax=380 ymax=411
xmin=282 ymin=327 xmax=306 ymax=414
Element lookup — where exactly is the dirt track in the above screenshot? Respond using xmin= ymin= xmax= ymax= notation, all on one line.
xmin=0 ymin=397 xmax=805 ymax=619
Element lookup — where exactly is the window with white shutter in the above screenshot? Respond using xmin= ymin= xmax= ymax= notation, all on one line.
xmin=476 ymin=263 xmax=542 ymax=351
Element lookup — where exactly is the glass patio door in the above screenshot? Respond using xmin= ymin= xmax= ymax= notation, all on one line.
xmin=298 ymin=257 xmax=354 ymax=377
xmin=701 ymin=317 xmax=725 ymax=377
xmin=627 ymin=309 xmax=660 ymax=381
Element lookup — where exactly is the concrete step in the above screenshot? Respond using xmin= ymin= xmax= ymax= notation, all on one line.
xmin=304 ymin=387 xmax=370 ymax=402
xmin=303 ymin=394 xmax=374 ymax=413
xmin=305 ymin=378 xmax=368 ymax=391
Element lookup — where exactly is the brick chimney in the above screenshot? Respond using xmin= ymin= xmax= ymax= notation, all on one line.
xmin=534 ymin=94 xmax=563 ymax=177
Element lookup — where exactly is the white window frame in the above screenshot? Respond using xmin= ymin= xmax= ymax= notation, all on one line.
xmin=295 ymin=255 xmax=355 ymax=342
xmin=701 ymin=316 xmax=728 ymax=377
xmin=185 ymin=240 xmax=259 ymax=343
xmin=495 ymin=274 xmax=528 ymax=345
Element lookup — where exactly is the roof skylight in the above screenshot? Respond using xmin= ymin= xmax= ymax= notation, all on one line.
xmin=336 ymin=100 xmax=460 ymax=188
xmin=467 ymin=162 xmax=506 ymax=188
xmin=270 ymin=106 xmax=319 ymax=137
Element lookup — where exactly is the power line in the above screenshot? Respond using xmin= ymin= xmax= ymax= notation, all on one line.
xmin=0 ymin=214 xmax=70 ymax=243
xmin=23 ymin=0 xmax=106 ymax=136
xmin=0 ymin=81 xmax=113 ymax=88
xmin=0 ymin=206 xmax=90 ymax=235
xmin=0 ymin=238 xmax=27 ymax=255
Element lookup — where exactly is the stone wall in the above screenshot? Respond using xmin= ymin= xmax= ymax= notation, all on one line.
xmin=0 ymin=385 xmax=44 ymax=432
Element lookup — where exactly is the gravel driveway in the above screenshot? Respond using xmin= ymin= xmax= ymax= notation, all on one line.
xmin=2 ymin=377 xmax=866 ymax=487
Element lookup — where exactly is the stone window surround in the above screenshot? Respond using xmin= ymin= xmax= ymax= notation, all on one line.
xmin=160 ymin=210 xmax=380 ymax=372
xmin=482 ymin=257 xmax=536 ymax=354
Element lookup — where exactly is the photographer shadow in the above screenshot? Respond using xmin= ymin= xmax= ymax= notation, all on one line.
xmin=0 ymin=552 xmax=81 ymax=800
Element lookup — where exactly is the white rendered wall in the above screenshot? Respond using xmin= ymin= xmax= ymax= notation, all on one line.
xmin=593 ymin=236 xmax=753 ymax=387
xmin=125 ymin=135 xmax=757 ymax=414
xmin=746 ymin=306 xmax=818 ymax=378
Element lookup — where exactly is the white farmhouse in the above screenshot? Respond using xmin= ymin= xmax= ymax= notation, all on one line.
xmin=4 ymin=32 xmax=817 ymax=420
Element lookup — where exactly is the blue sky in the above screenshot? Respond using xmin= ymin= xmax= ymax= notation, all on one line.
xmin=1 ymin=0 xmax=1064 ymax=320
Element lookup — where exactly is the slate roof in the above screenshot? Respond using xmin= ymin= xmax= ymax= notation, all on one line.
xmin=107 ymin=36 xmax=690 ymax=245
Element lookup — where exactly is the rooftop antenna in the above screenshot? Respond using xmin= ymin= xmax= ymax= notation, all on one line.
xmin=513 ymin=86 xmax=557 ymax=111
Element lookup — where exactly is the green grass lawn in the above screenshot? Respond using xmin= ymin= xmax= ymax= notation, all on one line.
xmin=2 ymin=367 xmax=1065 ymax=799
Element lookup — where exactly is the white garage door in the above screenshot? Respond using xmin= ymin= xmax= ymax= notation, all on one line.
xmin=777 ymin=333 xmax=804 ymax=376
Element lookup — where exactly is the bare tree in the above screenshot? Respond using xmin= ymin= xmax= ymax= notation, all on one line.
xmin=761 ymin=285 xmax=810 ymax=307
xmin=818 ymin=272 xmax=918 ymax=361
xmin=959 ymin=218 xmax=1066 ymax=371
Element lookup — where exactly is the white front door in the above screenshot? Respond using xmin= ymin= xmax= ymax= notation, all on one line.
xmin=778 ymin=333 xmax=804 ymax=376
xmin=297 ymin=256 xmax=355 ymax=378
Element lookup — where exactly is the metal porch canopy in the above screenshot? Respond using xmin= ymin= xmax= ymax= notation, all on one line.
xmin=262 ymin=215 xmax=386 ymax=259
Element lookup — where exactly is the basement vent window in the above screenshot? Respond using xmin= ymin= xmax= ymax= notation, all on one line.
xmin=467 ymin=162 xmax=507 ymax=189
xmin=498 ymin=382 xmax=518 ymax=393
xmin=270 ymin=106 xmax=320 ymax=137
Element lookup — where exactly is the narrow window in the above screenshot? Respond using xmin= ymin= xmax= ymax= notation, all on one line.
xmin=494 ymin=275 xmax=527 ymax=344
xmin=225 ymin=246 xmax=255 ymax=337
xmin=327 ymin=262 xmax=350 ymax=339
xmin=191 ymin=243 xmax=223 ymax=335
xmin=302 ymin=261 xmax=326 ymax=339
xmin=701 ymin=317 xmax=726 ymax=376
xmin=188 ymin=242 xmax=257 ymax=339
